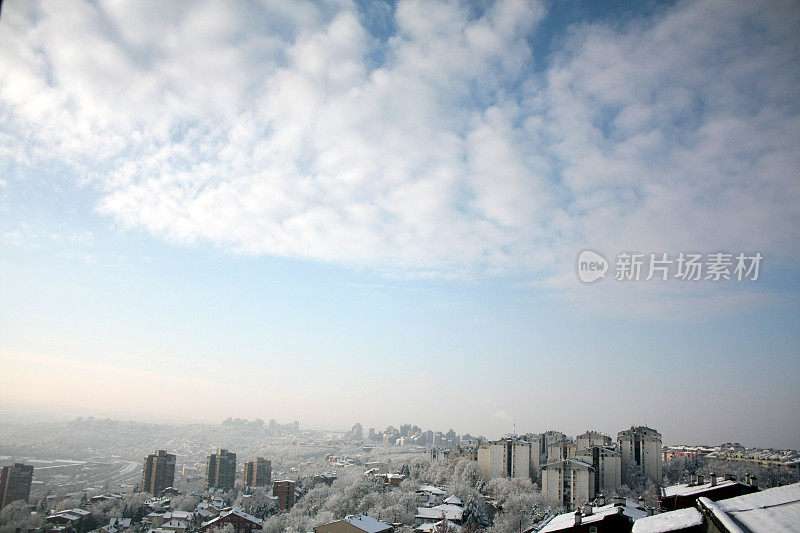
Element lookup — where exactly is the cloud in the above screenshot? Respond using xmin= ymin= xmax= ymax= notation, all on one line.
xmin=1 ymin=0 xmax=798 ymax=312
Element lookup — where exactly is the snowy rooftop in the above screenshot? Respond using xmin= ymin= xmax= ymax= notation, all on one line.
xmin=443 ymin=495 xmax=463 ymax=506
xmin=416 ymin=504 xmax=464 ymax=521
xmin=631 ymin=508 xmax=704 ymax=533
xmin=342 ymin=515 xmax=393 ymax=533
xmin=700 ymin=482 xmax=800 ymax=532
xmin=416 ymin=520 xmax=463 ymax=533
xmin=417 ymin=485 xmax=447 ymax=495
xmin=539 ymin=502 xmax=646 ymax=532
xmin=661 ymin=478 xmax=739 ymax=498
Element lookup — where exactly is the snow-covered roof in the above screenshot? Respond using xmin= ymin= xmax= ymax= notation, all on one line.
xmin=161 ymin=520 xmax=189 ymax=529
xmin=699 ymin=482 xmax=800 ymax=531
xmin=341 ymin=515 xmax=393 ymax=533
xmin=539 ymin=502 xmax=646 ymax=532
xmin=443 ymin=495 xmax=463 ymax=506
xmin=417 ymin=484 xmax=447 ymax=495
xmin=661 ymin=478 xmax=739 ymax=498
xmin=631 ymin=508 xmax=704 ymax=533
xmin=201 ymin=507 xmax=263 ymax=529
xmin=416 ymin=504 xmax=464 ymax=521
xmin=416 ymin=520 xmax=463 ymax=533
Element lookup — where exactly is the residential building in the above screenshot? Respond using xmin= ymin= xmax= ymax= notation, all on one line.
xmin=142 ymin=451 xmax=176 ymax=496
xmin=0 ymin=463 xmax=34 ymax=509
xmin=243 ymin=457 xmax=271 ymax=487
xmin=272 ymin=480 xmax=296 ymax=511
xmin=576 ymin=446 xmax=622 ymax=497
xmin=199 ymin=508 xmax=262 ymax=533
xmin=206 ymin=449 xmax=236 ymax=491
xmin=618 ymin=426 xmax=662 ymax=484
xmin=542 ymin=459 xmax=595 ymax=510
xmin=415 ymin=504 xmax=464 ymax=525
xmin=314 ymin=515 xmax=393 ymax=533
xmin=659 ymin=473 xmax=759 ymax=512
xmin=46 ymin=508 xmax=92 ymax=533
xmin=538 ymin=498 xmax=646 ymax=533
xmin=548 ymin=440 xmax=577 ymax=464
xmin=633 ymin=482 xmax=800 ymax=533
xmin=477 ymin=438 xmax=531 ymax=480
xmin=577 ymin=431 xmax=613 ymax=450
xmin=529 ymin=431 xmax=569 ymax=473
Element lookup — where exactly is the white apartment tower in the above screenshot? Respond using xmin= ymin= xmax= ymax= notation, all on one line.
xmin=577 ymin=431 xmax=613 ymax=450
xmin=617 ymin=426 xmax=662 ymax=483
xmin=477 ymin=438 xmax=531 ymax=480
xmin=576 ymin=446 xmax=622 ymax=497
xmin=542 ymin=459 xmax=595 ymax=510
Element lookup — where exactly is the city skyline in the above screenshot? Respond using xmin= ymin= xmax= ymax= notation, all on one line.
xmin=1 ymin=0 xmax=798 ymax=451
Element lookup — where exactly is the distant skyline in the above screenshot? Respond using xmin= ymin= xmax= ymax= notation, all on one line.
xmin=1 ymin=0 xmax=798 ymax=450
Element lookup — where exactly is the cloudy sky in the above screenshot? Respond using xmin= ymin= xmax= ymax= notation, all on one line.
xmin=1 ymin=0 xmax=798 ymax=448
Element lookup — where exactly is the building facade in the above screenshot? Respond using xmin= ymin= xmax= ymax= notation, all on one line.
xmin=617 ymin=426 xmax=662 ymax=484
xmin=542 ymin=459 xmax=595 ymax=510
xmin=272 ymin=480 xmax=296 ymax=511
xmin=576 ymin=431 xmax=613 ymax=450
xmin=142 ymin=450 xmax=176 ymax=495
xmin=0 ymin=463 xmax=34 ymax=509
xmin=206 ymin=449 xmax=237 ymax=491
xmin=243 ymin=457 xmax=271 ymax=487
xmin=477 ymin=438 xmax=531 ymax=480
xmin=576 ymin=446 xmax=621 ymax=497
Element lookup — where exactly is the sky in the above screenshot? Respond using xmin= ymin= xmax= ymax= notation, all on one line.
xmin=0 ymin=0 xmax=798 ymax=449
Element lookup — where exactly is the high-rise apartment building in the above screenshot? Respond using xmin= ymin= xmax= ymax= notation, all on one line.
xmin=141 ymin=450 xmax=176 ymax=495
xmin=243 ymin=457 xmax=271 ymax=487
xmin=207 ymin=449 xmax=237 ymax=491
xmin=0 ymin=463 xmax=34 ymax=509
xmin=577 ymin=431 xmax=613 ymax=450
xmin=477 ymin=438 xmax=531 ymax=480
xmin=272 ymin=479 xmax=296 ymax=511
xmin=618 ymin=426 xmax=662 ymax=483
xmin=576 ymin=446 xmax=622 ymax=497
xmin=542 ymin=459 xmax=595 ymax=510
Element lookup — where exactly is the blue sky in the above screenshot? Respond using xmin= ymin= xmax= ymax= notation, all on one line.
xmin=0 ymin=0 xmax=798 ymax=448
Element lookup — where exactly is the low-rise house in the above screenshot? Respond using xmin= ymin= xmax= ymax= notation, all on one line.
xmin=46 ymin=508 xmax=92 ymax=533
xmin=416 ymin=485 xmax=447 ymax=507
xmin=415 ymin=520 xmax=462 ymax=533
xmin=160 ymin=519 xmax=190 ymax=533
xmin=415 ymin=504 xmax=464 ymax=526
xmin=313 ymin=514 xmax=393 ymax=533
xmin=631 ymin=507 xmax=705 ymax=533
xmin=633 ymin=482 xmax=800 ymax=532
xmin=200 ymin=508 xmax=263 ymax=533
xmin=537 ymin=498 xmax=646 ymax=533
xmin=659 ymin=473 xmax=758 ymax=511
xmin=697 ymin=481 xmax=800 ymax=532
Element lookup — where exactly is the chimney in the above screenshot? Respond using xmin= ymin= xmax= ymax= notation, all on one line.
xmin=750 ymin=475 xmax=758 ymax=488
xmin=710 ymin=473 xmax=717 ymax=486
xmin=697 ymin=474 xmax=704 ymax=485
xmin=574 ymin=510 xmax=582 ymax=526
xmin=638 ymin=496 xmax=645 ymax=509
xmin=745 ymin=473 xmax=751 ymax=485
xmin=596 ymin=494 xmax=605 ymax=506
xmin=647 ymin=507 xmax=655 ymax=516
xmin=583 ymin=504 xmax=593 ymax=516
xmin=689 ymin=474 xmax=695 ymax=485
xmin=614 ymin=496 xmax=626 ymax=507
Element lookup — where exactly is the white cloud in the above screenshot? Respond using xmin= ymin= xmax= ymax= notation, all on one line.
xmin=1 ymin=0 xmax=798 ymax=313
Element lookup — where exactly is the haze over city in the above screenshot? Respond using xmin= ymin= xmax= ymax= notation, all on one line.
xmin=1 ymin=0 xmax=799 ymax=451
